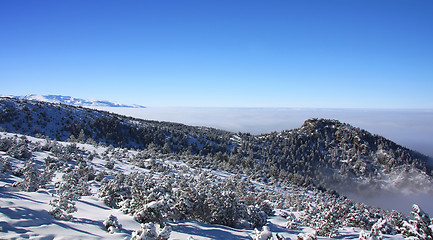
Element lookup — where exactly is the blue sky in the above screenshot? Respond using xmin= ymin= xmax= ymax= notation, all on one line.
xmin=1 ymin=0 xmax=432 ymax=108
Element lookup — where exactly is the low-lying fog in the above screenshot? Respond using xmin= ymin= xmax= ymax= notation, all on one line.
xmin=97 ymin=106 xmax=433 ymax=216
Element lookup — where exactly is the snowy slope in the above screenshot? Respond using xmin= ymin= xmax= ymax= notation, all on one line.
xmin=0 ymin=132 xmax=422 ymax=239
xmin=4 ymin=94 xmax=146 ymax=108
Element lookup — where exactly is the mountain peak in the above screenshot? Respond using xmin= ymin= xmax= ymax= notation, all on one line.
xmin=301 ymin=118 xmax=342 ymax=130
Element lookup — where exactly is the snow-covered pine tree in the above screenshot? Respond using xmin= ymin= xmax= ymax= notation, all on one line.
xmin=371 ymin=218 xmax=394 ymax=235
xmin=131 ymin=222 xmax=171 ymax=240
xmin=14 ymin=158 xmax=40 ymax=191
xmin=49 ymin=185 xmax=78 ymax=220
xmin=7 ymin=139 xmax=31 ymax=159
xmin=103 ymin=214 xmax=122 ymax=234
xmin=247 ymin=205 xmax=268 ymax=228
xmin=297 ymin=231 xmax=317 ymax=240
xmin=358 ymin=229 xmax=382 ymax=240
xmin=49 ymin=170 xmax=89 ymax=220
xmin=0 ymin=156 xmax=11 ymax=172
xmin=134 ymin=200 xmax=167 ymax=226
xmin=253 ymin=226 xmax=273 ymax=240
xmin=286 ymin=213 xmax=300 ymax=230
xmin=400 ymin=204 xmax=433 ymax=240
xmin=99 ymin=172 xmax=130 ymax=208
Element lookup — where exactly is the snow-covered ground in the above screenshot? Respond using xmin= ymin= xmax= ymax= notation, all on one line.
xmin=0 ymin=188 xmax=405 ymax=240
xmin=0 ymin=189 xmax=385 ymax=240
xmin=0 ymin=132 xmax=419 ymax=239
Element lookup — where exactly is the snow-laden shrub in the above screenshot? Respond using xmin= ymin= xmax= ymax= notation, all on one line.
xmin=371 ymin=218 xmax=394 ymax=235
xmin=95 ymin=170 xmax=106 ymax=182
xmin=387 ymin=210 xmax=406 ymax=233
xmin=49 ymin=170 xmax=90 ymax=220
xmin=0 ymin=156 xmax=11 ymax=172
xmin=0 ymin=137 xmax=13 ymax=151
xmin=99 ymin=172 xmax=131 ymax=208
xmin=13 ymin=158 xmax=40 ymax=191
xmin=205 ymin=189 xmax=243 ymax=227
xmin=359 ymin=217 xmax=393 ymax=240
xmin=247 ymin=205 xmax=268 ymax=228
xmin=103 ymin=214 xmax=122 ymax=234
xmin=134 ymin=200 xmax=167 ymax=225
xmin=315 ymin=220 xmax=338 ymax=238
xmin=297 ymin=231 xmax=317 ymax=240
xmin=358 ymin=229 xmax=382 ymax=240
xmin=299 ymin=197 xmax=346 ymax=237
xmin=105 ymin=160 xmax=114 ymax=169
xmin=99 ymin=170 xmax=273 ymax=229
xmin=286 ymin=213 xmax=299 ymax=230
xmin=65 ymin=169 xmax=91 ymax=196
xmin=7 ymin=141 xmax=31 ymax=159
xmin=400 ymin=204 xmax=433 ymax=240
xmin=259 ymin=200 xmax=274 ymax=216
xmin=39 ymin=157 xmax=58 ymax=188
xmin=253 ymin=226 xmax=273 ymax=240
xmin=131 ymin=222 xmax=171 ymax=240
xmin=49 ymin=189 xmax=78 ymax=220
xmin=75 ymin=158 xmax=95 ymax=182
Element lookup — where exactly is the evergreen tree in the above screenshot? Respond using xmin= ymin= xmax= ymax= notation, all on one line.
xmin=400 ymin=204 xmax=433 ymax=240
xmin=14 ymin=158 xmax=40 ymax=191
xmin=103 ymin=214 xmax=122 ymax=234
xmin=49 ymin=170 xmax=89 ymax=220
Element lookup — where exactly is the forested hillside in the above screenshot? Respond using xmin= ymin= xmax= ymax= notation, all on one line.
xmin=1 ymin=97 xmax=431 ymax=194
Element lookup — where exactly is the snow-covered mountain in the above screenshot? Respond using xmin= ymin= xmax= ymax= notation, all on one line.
xmin=1 ymin=97 xmax=433 ymax=239
xmin=4 ymin=94 xmax=146 ymax=108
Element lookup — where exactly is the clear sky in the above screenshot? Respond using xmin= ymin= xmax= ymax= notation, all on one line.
xmin=1 ymin=0 xmax=432 ymax=108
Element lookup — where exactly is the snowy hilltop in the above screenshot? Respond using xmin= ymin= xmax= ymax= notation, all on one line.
xmin=1 ymin=97 xmax=433 ymax=239
xmin=2 ymin=94 xmax=146 ymax=108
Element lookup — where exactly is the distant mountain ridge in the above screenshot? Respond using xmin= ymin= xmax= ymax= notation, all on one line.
xmin=3 ymin=94 xmax=146 ymax=108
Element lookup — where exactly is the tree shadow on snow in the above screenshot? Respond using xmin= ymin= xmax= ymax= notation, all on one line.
xmin=72 ymin=216 xmax=108 ymax=232
xmin=0 ymin=220 xmax=29 ymax=234
xmin=334 ymin=234 xmax=359 ymax=239
xmin=77 ymin=199 xmax=111 ymax=210
xmin=0 ymin=177 xmax=17 ymax=185
xmin=0 ymin=191 xmax=46 ymax=204
xmin=171 ymin=220 xmax=251 ymax=240
xmin=52 ymin=217 xmax=101 ymax=237
xmin=0 ymin=207 xmax=52 ymax=227
xmin=266 ymin=221 xmax=299 ymax=235
xmin=73 ymin=216 xmax=135 ymax=236
xmin=0 ymin=206 xmax=101 ymax=238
